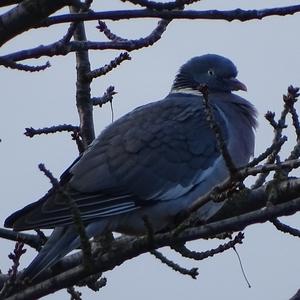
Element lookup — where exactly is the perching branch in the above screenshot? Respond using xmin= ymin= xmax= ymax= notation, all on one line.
xmin=4 ymin=187 xmax=300 ymax=299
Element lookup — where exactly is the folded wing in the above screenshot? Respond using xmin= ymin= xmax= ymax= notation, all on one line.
xmin=5 ymin=94 xmax=227 ymax=230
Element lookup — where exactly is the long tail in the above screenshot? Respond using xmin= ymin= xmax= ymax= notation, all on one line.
xmin=23 ymin=226 xmax=80 ymax=280
xmin=23 ymin=220 xmax=110 ymax=280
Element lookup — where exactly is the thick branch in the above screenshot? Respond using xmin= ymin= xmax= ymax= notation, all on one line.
xmin=3 ymin=178 xmax=300 ymax=298
xmin=5 ymin=194 xmax=300 ymax=300
xmin=0 ymin=0 xmax=68 ymax=46
xmin=0 ymin=228 xmax=42 ymax=251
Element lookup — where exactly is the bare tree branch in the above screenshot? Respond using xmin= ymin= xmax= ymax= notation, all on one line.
xmin=97 ymin=20 xmax=128 ymax=42
xmin=171 ymin=232 xmax=244 ymax=260
xmin=0 ymin=228 xmax=43 ymax=251
xmin=120 ymin=0 xmax=200 ymax=10
xmin=0 ymin=0 xmax=68 ymax=46
xmin=2 ymin=2 xmax=300 ymax=299
xmin=86 ymin=52 xmax=131 ymax=80
xmin=41 ymin=5 xmax=300 ymax=27
xmin=247 ymin=136 xmax=287 ymax=168
xmin=150 ymin=250 xmax=198 ymax=278
xmin=5 ymin=190 xmax=300 ymax=299
xmin=190 ymin=159 xmax=300 ymax=213
xmin=38 ymin=164 xmax=92 ymax=269
xmin=0 ymin=58 xmax=50 ymax=72
xmin=66 ymin=286 xmax=82 ymax=300
xmin=1 ymin=19 xmax=170 ymax=63
xmin=2 ymin=177 xmax=300 ymax=298
xmin=24 ymin=124 xmax=80 ymax=138
xmin=0 ymin=242 xmax=26 ymax=298
xmin=271 ymin=218 xmax=300 ymax=238
xmin=200 ymin=84 xmax=237 ymax=175
xmin=70 ymin=4 xmax=95 ymax=148
xmin=92 ymin=86 xmax=116 ymax=107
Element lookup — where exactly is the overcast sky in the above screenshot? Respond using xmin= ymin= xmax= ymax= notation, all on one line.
xmin=1 ymin=1 xmax=300 ymax=299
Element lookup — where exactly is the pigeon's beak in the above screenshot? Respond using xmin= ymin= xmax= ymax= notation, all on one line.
xmin=226 ymin=77 xmax=248 ymax=92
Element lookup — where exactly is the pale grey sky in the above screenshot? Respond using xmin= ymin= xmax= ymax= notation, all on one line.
xmin=1 ymin=1 xmax=300 ymax=299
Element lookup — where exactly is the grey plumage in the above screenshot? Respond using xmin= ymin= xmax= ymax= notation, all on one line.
xmin=4 ymin=54 xmax=257 ymax=279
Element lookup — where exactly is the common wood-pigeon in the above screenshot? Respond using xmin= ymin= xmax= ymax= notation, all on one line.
xmin=5 ymin=54 xmax=257 ymax=279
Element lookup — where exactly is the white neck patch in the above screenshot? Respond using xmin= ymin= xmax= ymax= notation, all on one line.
xmin=170 ymin=87 xmax=202 ymax=96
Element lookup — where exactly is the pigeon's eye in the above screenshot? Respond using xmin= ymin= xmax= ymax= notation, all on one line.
xmin=208 ymin=69 xmax=214 ymax=76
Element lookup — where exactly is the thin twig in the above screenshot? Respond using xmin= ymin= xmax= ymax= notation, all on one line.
xmin=265 ymin=111 xmax=280 ymax=130
xmin=247 ymin=136 xmax=287 ymax=168
xmin=286 ymin=87 xmax=300 ymax=160
xmin=61 ymin=0 xmax=94 ymax=44
xmin=190 ymin=158 xmax=300 ymax=212
xmin=86 ymin=52 xmax=131 ymax=80
xmin=288 ymin=143 xmax=300 ymax=161
xmin=252 ymin=89 xmax=292 ymax=188
xmin=38 ymin=164 xmax=93 ymax=270
xmin=150 ymin=250 xmax=198 ymax=279
xmin=199 ymin=84 xmax=237 ymax=175
xmin=172 ymin=232 xmax=244 ymax=260
xmin=77 ymin=274 xmax=107 ymax=291
xmin=92 ymin=86 xmax=116 ymax=107
xmin=66 ymin=286 xmax=82 ymax=300
xmin=24 ymin=124 xmax=80 ymax=138
xmin=97 ymin=21 xmax=128 ymax=42
xmin=271 ymin=218 xmax=300 ymax=237
xmin=0 ymin=58 xmax=50 ymax=72
xmin=0 ymin=242 xmax=26 ymax=298
xmin=86 ymin=277 xmax=106 ymax=292
xmin=2 ymin=19 xmax=171 ymax=62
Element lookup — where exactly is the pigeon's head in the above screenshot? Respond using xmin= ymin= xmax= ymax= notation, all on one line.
xmin=172 ymin=54 xmax=247 ymax=93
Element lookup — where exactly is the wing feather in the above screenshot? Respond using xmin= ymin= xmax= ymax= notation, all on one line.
xmin=5 ymin=93 xmax=228 ymax=230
